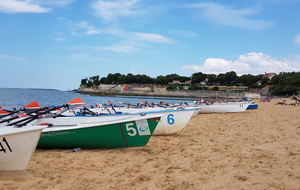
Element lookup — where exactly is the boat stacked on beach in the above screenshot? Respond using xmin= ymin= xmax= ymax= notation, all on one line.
xmin=0 ymin=101 xmax=161 ymax=170
xmin=196 ymin=102 xmax=249 ymax=113
xmin=0 ymin=124 xmax=46 ymax=170
xmin=0 ymin=96 xmax=256 ymax=171
xmin=0 ymin=100 xmax=45 ymax=171
xmin=60 ymin=98 xmax=200 ymax=135
xmin=0 ymin=97 xmax=200 ymax=170
xmin=0 ymin=101 xmax=163 ymax=149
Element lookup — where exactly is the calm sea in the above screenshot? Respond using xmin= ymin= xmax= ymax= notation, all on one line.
xmin=0 ymin=88 xmax=194 ymax=110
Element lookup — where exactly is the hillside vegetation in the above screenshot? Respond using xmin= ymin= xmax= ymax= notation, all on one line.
xmin=80 ymin=71 xmax=300 ymax=96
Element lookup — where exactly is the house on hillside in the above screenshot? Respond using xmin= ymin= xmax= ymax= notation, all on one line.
xmin=185 ymin=80 xmax=192 ymax=85
xmin=170 ymin=80 xmax=181 ymax=84
xmin=200 ymin=81 xmax=207 ymax=85
xmin=256 ymin=81 xmax=262 ymax=85
xmin=262 ymin=72 xmax=276 ymax=79
xmin=260 ymin=85 xmax=272 ymax=96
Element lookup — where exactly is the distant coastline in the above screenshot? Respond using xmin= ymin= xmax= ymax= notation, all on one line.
xmin=0 ymin=87 xmax=60 ymax=91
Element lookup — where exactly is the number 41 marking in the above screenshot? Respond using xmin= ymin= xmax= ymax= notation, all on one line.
xmin=0 ymin=137 xmax=12 ymax=153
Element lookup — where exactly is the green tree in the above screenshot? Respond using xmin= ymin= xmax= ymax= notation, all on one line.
xmin=81 ymin=78 xmax=87 ymax=85
xmin=117 ymin=74 xmax=127 ymax=84
xmin=125 ymin=73 xmax=136 ymax=83
xmin=269 ymin=72 xmax=300 ymax=95
xmin=136 ymin=74 xmax=153 ymax=84
xmin=223 ymin=71 xmax=237 ymax=85
xmin=237 ymin=74 xmax=261 ymax=86
xmin=191 ymin=72 xmax=207 ymax=84
xmin=155 ymin=75 xmax=170 ymax=85
xmin=166 ymin=84 xmax=184 ymax=90
xmin=105 ymin=73 xmax=121 ymax=84
xmin=206 ymin=74 xmax=217 ymax=85
xmin=260 ymin=77 xmax=270 ymax=85
xmin=216 ymin=73 xmax=226 ymax=85
xmin=188 ymin=84 xmax=207 ymax=90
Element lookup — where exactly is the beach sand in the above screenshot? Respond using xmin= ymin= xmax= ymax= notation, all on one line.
xmin=1 ymin=98 xmax=299 ymax=190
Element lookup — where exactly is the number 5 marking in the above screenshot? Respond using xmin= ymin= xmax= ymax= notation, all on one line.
xmin=126 ymin=123 xmax=137 ymax=136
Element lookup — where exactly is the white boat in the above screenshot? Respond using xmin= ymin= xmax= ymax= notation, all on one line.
xmin=109 ymin=107 xmax=199 ymax=134
xmin=0 ymin=125 xmax=46 ymax=170
xmin=35 ymin=107 xmax=198 ymax=135
xmin=34 ymin=113 xmax=163 ymax=149
xmin=133 ymin=108 xmax=198 ymax=135
xmin=2 ymin=98 xmax=197 ymax=136
xmin=48 ymin=98 xmax=199 ymax=135
xmin=197 ymin=102 xmax=249 ymax=113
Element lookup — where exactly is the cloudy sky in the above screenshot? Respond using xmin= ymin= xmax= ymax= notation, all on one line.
xmin=0 ymin=0 xmax=299 ymax=90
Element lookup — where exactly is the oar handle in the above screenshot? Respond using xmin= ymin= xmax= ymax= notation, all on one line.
xmin=6 ymin=105 xmax=66 ymax=126
xmin=0 ymin=108 xmax=22 ymax=119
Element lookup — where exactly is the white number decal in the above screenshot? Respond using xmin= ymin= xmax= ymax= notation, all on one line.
xmin=126 ymin=123 xmax=137 ymax=136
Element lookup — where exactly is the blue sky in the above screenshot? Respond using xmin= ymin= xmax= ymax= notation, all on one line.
xmin=0 ymin=0 xmax=299 ymax=90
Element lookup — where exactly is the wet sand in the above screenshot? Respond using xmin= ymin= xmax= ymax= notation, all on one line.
xmin=1 ymin=98 xmax=299 ymax=190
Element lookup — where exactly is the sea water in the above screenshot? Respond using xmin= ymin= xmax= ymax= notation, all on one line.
xmin=0 ymin=88 xmax=194 ymax=110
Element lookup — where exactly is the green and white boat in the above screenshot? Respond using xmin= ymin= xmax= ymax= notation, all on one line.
xmin=33 ymin=113 xmax=162 ymax=149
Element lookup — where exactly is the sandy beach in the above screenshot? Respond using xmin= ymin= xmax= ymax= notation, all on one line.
xmin=1 ymin=98 xmax=299 ymax=190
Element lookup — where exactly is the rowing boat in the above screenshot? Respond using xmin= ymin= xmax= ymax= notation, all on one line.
xmin=197 ymin=102 xmax=249 ymax=113
xmin=0 ymin=125 xmax=46 ymax=170
xmin=31 ymin=113 xmax=162 ymax=149
xmin=57 ymin=98 xmax=198 ymax=135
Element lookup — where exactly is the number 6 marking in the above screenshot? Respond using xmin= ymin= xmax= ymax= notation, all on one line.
xmin=167 ymin=114 xmax=175 ymax=125
xmin=126 ymin=123 xmax=137 ymax=136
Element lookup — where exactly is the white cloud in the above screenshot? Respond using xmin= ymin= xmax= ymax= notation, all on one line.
xmin=67 ymin=20 xmax=123 ymax=36
xmin=102 ymin=44 xmax=138 ymax=53
xmin=182 ymin=52 xmax=300 ymax=75
xmin=0 ymin=0 xmax=74 ymax=14
xmin=0 ymin=54 xmax=26 ymax=61
xmin=86 ymin=29 xmax=100 ymax=35
xmin=187 ymin=2 xmax=274 ymax=30
xmin=50 ymin=32 xmax=65 ymax=41
xmin=170 ymin=30 xmax=198 ymax=38
xmin=69 ymin=53 xmax=107 ymax=61
xmin=91 ymin=0 xmax=141 ymax=22
xmin=35 ymin=0 xmax=75 ymax=7
xmin=0 ymin=0 xmax=49 ymax=13
xmin=294 ymin=34 xmax=300 ymax=44
xmin=72 ymin=21 xmax=99 ymax=35
xmin=132 ymin=33 xmax=175 ymax=44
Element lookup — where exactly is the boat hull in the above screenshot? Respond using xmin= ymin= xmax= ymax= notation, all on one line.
xmin=0 ymin=126 xmax=45 ymax=171
xmin=198 ymin=103 xmax=249 ymax=113
xmin=145 ymin=108 xmax=198 ymax=135
xmin=89 ymin=107 xmax=199 ymax=135
xmin=36 ymin=114 xmax=161 ymax=149
xmin=247 ymin=103 xmax=258 ymax=109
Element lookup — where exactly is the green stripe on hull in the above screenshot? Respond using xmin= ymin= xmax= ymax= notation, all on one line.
xmin=37 ymin=118 xmax=159 ymax=149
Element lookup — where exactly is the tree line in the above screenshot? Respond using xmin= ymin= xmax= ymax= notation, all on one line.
xmin=80 ymin=71 xmax=300 ymax=96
